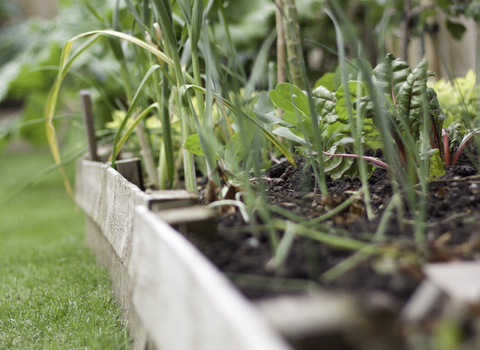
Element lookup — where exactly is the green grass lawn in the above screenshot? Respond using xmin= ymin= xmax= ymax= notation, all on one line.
xmin=0 ymin=149 xmax=132 ymax=349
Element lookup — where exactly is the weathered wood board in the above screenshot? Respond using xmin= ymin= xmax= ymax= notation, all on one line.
xmin=84 ymin=215 xmax=147 ymax=350
xmin=130 ymin=206 xmax=293 ymax=350
xmin=75 ymin=159 xmax=153 ymax=262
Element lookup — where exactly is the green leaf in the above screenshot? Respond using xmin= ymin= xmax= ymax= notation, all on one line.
xmin=269 ymin=83 xmax=310 ymax=119
xmin=253 ymin=91 xmax=292 ymax=126
xmin=185 ymin=134 xmax=205 ymax=156
xmin=396 ymin=59 xmax=429 ymax=139
xmin=282 ymin=111 xmax=300 ymax=126
xmin=311 ymin=85 xmax=338 ymax=123
xmin=335 ymin=81 xmax=367 ymax=123
xmin=373 ymin=53 xmax=411 ymax=99
xmin=272 ymin=127 xmax=308 ymax=145
xmin=314 ymin=72 xmax=335 ymax=91
xmin=323 ymin=144 xmax=357 ymax=179
xmin=445 ymin=18 xmax=467 ymax=40
xmin=363 ymin=119 xmax=383 ymax=149
xmin=429 ymin=148 xmax=446 ymax=180
xmin=225 ymin=131 xmax=253 ymax=168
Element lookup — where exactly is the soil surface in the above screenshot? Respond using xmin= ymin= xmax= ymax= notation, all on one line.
xmin=189 ymin=146 xmax=480 ymax=306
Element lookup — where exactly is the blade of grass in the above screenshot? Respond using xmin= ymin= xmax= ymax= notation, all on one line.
xmin=112 ymin=103 xmax=159 ymax=160
xmin=269 ymin=220 xmax=296 ymax=270
xmin=273 ymin=220 xmax=370 ymax=251
xmin=109 ymin=65 xmax=163 ymax=167
xmin=321 ymin=245 xmax=376 ymax=282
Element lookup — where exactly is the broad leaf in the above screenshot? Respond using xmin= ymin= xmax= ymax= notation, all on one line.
xmin=323 ymin=144 xmax=356 ymax=179
xmin=335 ymin=81 xmax=367 ymax=123
xmin=311 ymin=85 xmax=338 ymax=123
xmin=272 ymin=127 xmax=308 ymax=145
xmin=269 ymin=83 xmax=310 ymax=119
xmin=314 ymin=72 xmax=335 ymax=91
xmin=184 ymin=134 xmax=205 ymax=156
xmin=373 ymin=53 xmax=411 ymax=99
xmin=396 ymin=59 xmax=429 ymax=139
xmin=429 ymin=148 xmax=446 ymax=180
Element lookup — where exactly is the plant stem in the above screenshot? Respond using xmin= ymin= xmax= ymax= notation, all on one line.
xmin=275 ymin=0 xmax=286 ymax=88
xmin=120 ymin=60 xmax=159 ymax=188
xmin=159 ymin=71 xmax=175 ymax=187
xmin=174 ymin=89 xmax=197 ymax=193
xmin=283 ymin=0 xmax=304 ymax=89
xmin=274 ymin=220 xmax=369 ymax=251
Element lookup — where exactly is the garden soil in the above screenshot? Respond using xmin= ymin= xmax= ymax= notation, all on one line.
xmin=189 ymin=146 xmax=480 ymax=307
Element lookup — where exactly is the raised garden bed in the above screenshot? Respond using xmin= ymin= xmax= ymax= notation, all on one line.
xmin=76 ymin=150 xmax=480 ymax=350
xmin=75 ymin=158 xmax=293 ymax=350
xmin=76 ymin=157 xmax=422 ymax=350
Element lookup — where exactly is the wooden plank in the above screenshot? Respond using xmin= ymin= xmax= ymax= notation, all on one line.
xmin=424 ymin=262 xmax=480 ymax=303
xmin=153 ymin=206 xmax=217 ymax=240
xmin=401 ymin=279 xmax=445 ymax=322
xmin=75 ymin=159 xmax=153 ymax=261
xmin=130 ymin=206 xmax=293 ymax=350
xmin=84 ymin=214 xmax=148 ymax=350
xmin=148 ymin=190 xmax=198 ymax=210
xmin=257 ymin=293 xmax=405 ymax=350
xmin=256 ymin=294 xmax=366 ymax=350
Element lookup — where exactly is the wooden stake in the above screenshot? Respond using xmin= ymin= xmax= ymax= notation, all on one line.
xmin=116 ymin=158 xmax=145 ymax=191
xmin=80 ymin=90 xmax=99 ymax=162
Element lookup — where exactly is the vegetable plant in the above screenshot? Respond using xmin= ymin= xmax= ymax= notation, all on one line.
xmin=267 ymin=52 xmax=479 ymax=183
xmin=44 ymin=0 xmax=296 ymax=197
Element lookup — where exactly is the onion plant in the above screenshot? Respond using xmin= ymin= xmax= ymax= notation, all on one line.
xmin=45 ymin=0 xmax=294 ymax=197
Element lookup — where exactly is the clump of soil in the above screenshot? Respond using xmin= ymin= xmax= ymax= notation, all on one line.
xmin=190 ymin=149 xmax=480 ymax=303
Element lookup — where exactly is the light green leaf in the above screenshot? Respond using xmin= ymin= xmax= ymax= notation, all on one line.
xmin=272 ymin=127 xmax=308 ymax=145
xmin=429 ymin=148 xmax=446 ymax=180
xmin=314 ymin=72 xmax=335 ymax=91
xmin=335 ymin=81 xmax=367 ymax=123
xmin=185 ymin=134 xmax=205 ymax=156
xmin=311 ymin=85 xmax=338 ymax=123
xmin=269 ymin=83 xmax=310 ymax=119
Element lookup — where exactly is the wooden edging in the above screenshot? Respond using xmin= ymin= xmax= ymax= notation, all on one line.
xmin=75 ymin=158 xmax=293 ymax=350
xmin=78 ymin=158 xmax=420 ymax=350
xmin=130 ymin=206 xmax=293 ymax=350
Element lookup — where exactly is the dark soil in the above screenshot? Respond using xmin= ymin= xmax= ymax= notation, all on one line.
xmin=189 ymin=147 xmax=480 ymax=306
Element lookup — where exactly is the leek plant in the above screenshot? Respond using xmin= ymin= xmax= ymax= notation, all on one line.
xmin=45 ymin=0 xmax=294 ymax=196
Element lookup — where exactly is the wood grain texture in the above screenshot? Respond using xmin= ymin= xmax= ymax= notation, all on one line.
xmin=75 ymin=159 xmax=152 ymax=261
xmin=85 ymin=215 xmax=148 ymax=350
xmin=130 ymin=206 xmax=293 ymax=350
